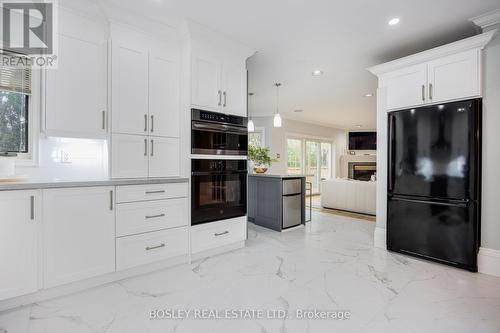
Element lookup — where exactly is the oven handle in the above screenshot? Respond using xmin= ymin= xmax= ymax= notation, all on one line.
xmin=192 ymin=171 xmax=248 ymax=176
xmin=192 ymin=122 xmax=247 ymax=134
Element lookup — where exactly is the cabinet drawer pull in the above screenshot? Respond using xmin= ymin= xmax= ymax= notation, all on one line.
xmin=30 ymin=195 xmax=35 ymax=220
xmin=145 ymin=190 xmax=165 ymax=194
xmin=146 ymin=243 xmax=165 ymax=251
xmin=214 ymin=231 xmax=229 ymax=237
xmin=145 ymin=213 xmax=165 ymax=219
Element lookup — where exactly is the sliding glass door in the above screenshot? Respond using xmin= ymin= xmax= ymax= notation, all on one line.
xmin=287 ymin=137 xmax=333 ymax=193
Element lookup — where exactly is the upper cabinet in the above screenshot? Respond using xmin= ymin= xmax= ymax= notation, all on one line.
xmin=427 ymin=50 xmax=480 ymax=104
xmin=110 ymin=25 xmax=181 ymax=178
xmin=189 ymin=23 xmax=253 ymax=117
xmin=369 ymin=31 xmax=496 ymax=111
xmin=45 ymin=9 xmax=108 ymax=139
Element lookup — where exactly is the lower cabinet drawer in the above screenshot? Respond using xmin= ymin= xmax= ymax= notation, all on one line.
xmin=116 ymin=227 xmax=188 ymax=271
xmin=191 ymin=217 xmax=247 ymax=254
xmin=115 ymin=183 xmax=188 ymax=203
xmin=116 ymin=198 xmax=188 ymax=237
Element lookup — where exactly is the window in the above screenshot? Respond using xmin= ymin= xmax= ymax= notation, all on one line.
xmin=249 ymin=127 xmax=265 ymax=147
xmin=287 ymin=136 xmax=334 ymax=193
xmin=0 ymin=53 xmax=32 ymax=157
xmin=287 ymin=138 xmax=302 ymax=175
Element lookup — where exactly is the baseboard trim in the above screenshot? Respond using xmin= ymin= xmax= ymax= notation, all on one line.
xmin=374 ymin=226 xmax=386 ymax=249
xmin=478 ymin=247 xmax=500 ymax=277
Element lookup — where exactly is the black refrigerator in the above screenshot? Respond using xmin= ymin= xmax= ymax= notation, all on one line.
xmin=387 ymin=99 xmax=481 ymax=272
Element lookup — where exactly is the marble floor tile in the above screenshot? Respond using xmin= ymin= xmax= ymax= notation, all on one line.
xmin=1 ymin=211 xmax=499 ymax=333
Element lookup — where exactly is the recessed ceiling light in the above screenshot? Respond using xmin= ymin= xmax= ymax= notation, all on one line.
xmin=294 ymin=109 xmax=304 ymax=113
xmin=356 ymin=125 xmax=362 ymax=128
xmin=312 ymin=70 xmax=323 ymax=76
xmin=388 ymin=17 xmax=400 ymax=26
xmin=364 ymin=93 xmax=373 ymax=97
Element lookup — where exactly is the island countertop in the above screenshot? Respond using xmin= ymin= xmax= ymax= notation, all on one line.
xmin=0 ymin=177 xmax=189 ymax=191
xmin=248 ymin=174 xmax=308 ymax=179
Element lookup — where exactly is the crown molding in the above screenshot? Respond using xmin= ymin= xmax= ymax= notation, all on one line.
xmin=470 ymin=9 xmax=500 ymax=29
xmin=368 ymin=29 xmax=497 ymax=77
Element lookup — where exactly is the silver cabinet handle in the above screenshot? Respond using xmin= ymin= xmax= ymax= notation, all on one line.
xmin=144 ymin=138 xmax=148 ymax=156
xmin=101 ymin=110 xmax=106 ymax=130
xmin=429 ymin=83 xmax=433 ymax=100
xmin=223 ymin=91 xmax=227 ymax=107
xmin=145 ymin=213 xmax=165 ymax=219
xmin=421 ymin=85 xmax=425 ymax=101
xmin=218 ymin=90 xmax=222 ymax=106
xmin=144 ymin=114 xmax=148 ymax=132
xmin=30 ymin=195 xmax=35 ymax=220
xmin=145 ymin=190 xmax=165 ymax=194
xmin=146 ymin=243 xmax=165 ymax=251
xmin=214 ymin=231 xmax=229 ymax=237
xmin=109 ymin=190 xmax=113 ymax=211
xmin=150 ymin=139 xmax=154 ymax=157
xmin=150 ymin=115 xmax=154 ymax=133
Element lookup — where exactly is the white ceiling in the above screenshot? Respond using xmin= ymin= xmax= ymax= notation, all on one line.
xmin=104 ymin=0 xmax=500 ymax=129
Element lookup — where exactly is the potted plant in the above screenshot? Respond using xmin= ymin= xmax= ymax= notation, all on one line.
xmin=248 ymin=145 xmax=276 ymax=173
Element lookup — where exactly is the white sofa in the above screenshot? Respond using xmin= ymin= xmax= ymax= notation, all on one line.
xmin=320 ymin=178 xmax=376 ymax=215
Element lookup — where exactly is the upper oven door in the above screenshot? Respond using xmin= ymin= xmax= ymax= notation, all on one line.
xmin=191 ymin=121 xmax=248 ymax=155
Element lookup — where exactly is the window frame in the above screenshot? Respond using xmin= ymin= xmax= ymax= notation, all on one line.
xmin=248 ymin=126 xmax=266 ymax=148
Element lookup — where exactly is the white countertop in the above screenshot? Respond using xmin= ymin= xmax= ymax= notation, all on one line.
xmin=0 ymin=177 xmax=189 ymax=191
xmin=248 ymin=173 xmax=309 ymax=179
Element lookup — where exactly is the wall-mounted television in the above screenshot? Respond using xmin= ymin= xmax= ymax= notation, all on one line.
xmin=348 ymin=131 xmax=376 ymax=150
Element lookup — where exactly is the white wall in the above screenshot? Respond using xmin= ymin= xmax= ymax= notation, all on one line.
xmin=481 ymin=23 xmax=500 ymax=251
xmin=251 ymin=116 xmax=347 ymax=177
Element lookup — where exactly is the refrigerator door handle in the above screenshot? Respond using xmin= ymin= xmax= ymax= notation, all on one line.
xmin=388 ymin=114 xmax=396 ymax=192
xmin=390 ymin=196 xmax=470 ymax=208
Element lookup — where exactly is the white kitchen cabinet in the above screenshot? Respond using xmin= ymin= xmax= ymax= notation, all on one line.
xmin=191 ymin=54 xmax=222 ymax=110
xmin=43 ymin=187 xmax=115 ymax=288
xmin=382 ymin=63 xmax=427 ymax=110
xmin=45 ymin=10 xmax=107 ymax=139
xmin=221 ymin=61 xmax=247 ymax=116
xmin=149 ymin=50 xmax=180 ymax=138
xmin=111 ymin=40 xmax=149 ymax=135
xmin=111 ymin=134 xmax=149 ymax=178
xmin=427 ymin=49 xmax=480 ymax=104
xmin=0 ymin=190 xmax=40 ymax=300
xmin=149 ymin=137 xmax=180 ymax=178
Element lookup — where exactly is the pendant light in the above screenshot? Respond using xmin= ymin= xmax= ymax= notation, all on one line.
xmin=273 ymin=83 xmax=282 ymax=128
xmin=247 ymin=92 xmax=255 ymax=132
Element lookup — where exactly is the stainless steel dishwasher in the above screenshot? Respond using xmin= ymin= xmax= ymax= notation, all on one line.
xmin=282 ymin=178 xmax=302 ymax=229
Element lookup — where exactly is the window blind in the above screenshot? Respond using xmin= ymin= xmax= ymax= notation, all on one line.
xmin=0 ymin=53 xmax=31 ymax=94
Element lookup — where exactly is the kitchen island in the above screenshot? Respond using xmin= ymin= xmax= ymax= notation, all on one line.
xmin=248 ymin=174 xmax=306 ymax=231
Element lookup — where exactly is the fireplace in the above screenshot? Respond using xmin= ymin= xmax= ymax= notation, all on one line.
xmin=348 ymin=162 xmax=376 ymax=181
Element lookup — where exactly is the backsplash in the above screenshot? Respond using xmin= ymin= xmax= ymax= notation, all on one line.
xmin=17 ymin=137 xmax=109 ymax=181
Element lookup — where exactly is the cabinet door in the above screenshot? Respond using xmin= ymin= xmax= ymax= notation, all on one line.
xmin=112 ymin=40 xmax=149 ymax=135
xmin=149 ymin=51 xmax=180 ymax=138
xmin=111 ymin=134 xmax=149 ymax=178
xmin=191 ymin=54 xmax=221 ymax=110
xmin=427 ymin=49 xmax=480 ymax=103
xmin=221 ymin=61 xmax=247 ymax=116
xmin=0 ymin=191 xmax=40 ymax=300
xmin=45 ymin=16 xmax=107 ymax=138
xmin=149 ymin=137 xmax=180 ymax=178
xmin=382 ymin=64 xmax=427 ymax=110
xmin=43 ymin=187 xmax=115 ymax=288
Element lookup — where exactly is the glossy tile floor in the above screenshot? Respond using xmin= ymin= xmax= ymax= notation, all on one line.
xmin=1 ymin=211 xmax=500 ymax=333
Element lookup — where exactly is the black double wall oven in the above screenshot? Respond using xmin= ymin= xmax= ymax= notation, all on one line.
xmin=191 ymin=109 xmax=248 ymax=225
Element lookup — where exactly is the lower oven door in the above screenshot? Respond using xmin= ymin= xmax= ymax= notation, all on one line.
xmin=192 ymin=172 xmax=247 ymax=225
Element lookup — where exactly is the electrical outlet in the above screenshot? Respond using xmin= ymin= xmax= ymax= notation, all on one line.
xmin=276 ymin=153 xmax=281 ymax=159
xmin=60 ymin=150 xmax=72 ymax=164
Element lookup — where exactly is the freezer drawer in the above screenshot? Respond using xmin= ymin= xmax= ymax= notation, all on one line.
xmin=387 ymin=196 xmax=479 ymax=271
xmin=283 ymin=194 xmax=302 ymax=229
xmin=283 ymin=178 xmax=302 ymax=195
